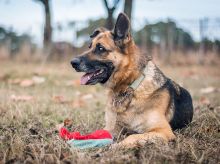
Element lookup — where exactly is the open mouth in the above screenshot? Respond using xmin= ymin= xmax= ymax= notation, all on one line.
xmin=80 ymin=69 xmax=105 ymax=85
xmin=71 ymin=59 xmax=114 ymax=85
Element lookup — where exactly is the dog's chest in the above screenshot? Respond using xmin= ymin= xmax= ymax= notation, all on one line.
xmin=115 ymin=101 xmax=150 ymax=133
xmin=109 ymin=76 xmax=163 ymax=133
xmin=111 ymin=89 xmax=154 ymax=133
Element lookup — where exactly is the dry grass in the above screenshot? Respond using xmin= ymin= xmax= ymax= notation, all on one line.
xmin=0 ymin=60 xmax=219 ymax=164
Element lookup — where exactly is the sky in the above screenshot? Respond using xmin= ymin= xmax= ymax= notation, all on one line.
xmin=0 ymin=0 xmax=220 ymax=46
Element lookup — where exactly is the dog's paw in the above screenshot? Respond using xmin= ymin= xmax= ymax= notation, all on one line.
xmin=109 ymin=143 xmax=128 ymax=150
xmin=109 ymin=142 xmax=137 ymax=150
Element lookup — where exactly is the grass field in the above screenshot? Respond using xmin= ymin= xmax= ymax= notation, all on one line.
xmin=0 ymin=60 xmax=219 ymax=163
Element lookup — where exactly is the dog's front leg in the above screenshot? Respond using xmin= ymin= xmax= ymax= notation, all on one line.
xmin=111 ymin=127 xmax=175 ymax=149
xmin=104 ymin=108 xmax=123 ymax=139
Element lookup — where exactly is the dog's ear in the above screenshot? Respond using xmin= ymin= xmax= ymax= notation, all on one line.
xmin=113 ymin=13 xmax=131 ymax=48
xmin=90 ymin=27 xmax=107 ymax=38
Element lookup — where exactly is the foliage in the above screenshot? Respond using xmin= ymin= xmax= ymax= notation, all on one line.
xmin=0 ymin=26 xmax=32 ymax=54
xmin=214 ymin=40 xmax=220 ymax=54
xmin=76 ymin=18 xmax=195 ymax=51
xmin=76 ymin=18 xmax=106 ymax=40
xmin=134 ymin=20 xmax=195 ymax=50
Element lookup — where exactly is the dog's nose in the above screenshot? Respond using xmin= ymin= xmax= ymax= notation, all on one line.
xmin=71 ymin=58 xmax=81 ymax=68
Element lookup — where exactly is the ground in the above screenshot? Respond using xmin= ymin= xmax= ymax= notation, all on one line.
xmin=0 ymin=60 xmax=219 ymax=163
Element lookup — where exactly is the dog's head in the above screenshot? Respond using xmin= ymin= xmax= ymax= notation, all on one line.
xmin=71 ymin=13 xmax=137 ymax=86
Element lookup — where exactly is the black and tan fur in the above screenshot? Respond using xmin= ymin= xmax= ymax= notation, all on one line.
xmin=71 ymin=13 xmax=193 ymax=148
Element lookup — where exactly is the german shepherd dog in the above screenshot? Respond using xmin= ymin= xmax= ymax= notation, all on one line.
xmin=71 ymin=13 xmax=193 ymax=148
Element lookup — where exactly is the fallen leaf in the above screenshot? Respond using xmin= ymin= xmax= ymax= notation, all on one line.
xmin=72 ymin=99 xmax=85 ymax=108
xmin=10 ymin=94 xmax=34 ymax=102
xmin=32 ymin=76 xmax=45 ymax=84
xmin=64 ymin=118 xmax=73 ymax=127
xmin=199 ymin=96 xmax=210 ymax=105
xmin=52 ymin=95 xmax=69 ymax=104
xmin=65 ymin=79 xmax=80 ymax=87
xmin=20 ymin=79 xmax=34 ymax=87
xmin=200 ymin=87 xmax=215 ymax=94
xmin=182 ymin=70 xmax=195 ymax=78
xmin=82 ymin=94 xmax=94 ymax=100
xmin=9 ymin=76 xmax=45 ymax=87
xmin=75 ymin=91 xmax=81 ymax=96
xmin=8 ymin=78 xmax=22 ymax=84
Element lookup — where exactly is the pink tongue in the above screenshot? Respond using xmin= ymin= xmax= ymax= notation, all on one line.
xmin=80 ymin=73 xmax=93 ymax=85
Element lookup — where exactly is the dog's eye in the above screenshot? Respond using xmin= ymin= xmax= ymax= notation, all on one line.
xmin=95 ymin=44 xmax=106 ymax=54
xmin=98 ymin=46 xmax=104 ymax=51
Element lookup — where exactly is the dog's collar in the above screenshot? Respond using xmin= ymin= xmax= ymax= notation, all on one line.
xmin=129 ymin=66 xmax=148 ymax=90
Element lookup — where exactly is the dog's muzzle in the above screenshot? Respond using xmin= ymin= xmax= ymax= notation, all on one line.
xmin=71 ymin=58 xmax=81 ymax=71
xmin=70 ymin=56 xmax=114 ymax=85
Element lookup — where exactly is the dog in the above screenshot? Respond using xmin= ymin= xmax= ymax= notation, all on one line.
xmin=71 ymin=13 xmax=193 ymax=148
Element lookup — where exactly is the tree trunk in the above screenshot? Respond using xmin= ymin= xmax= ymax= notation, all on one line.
xmin=124 ymin=0 xmax=133 ymax=21
xmin=102 ymin=0 xmax=120 ymax=30
xmin=106 ymin=10 xmax=114 ymax=29
xmin=43 ymin=0 xmax=52 ymax=49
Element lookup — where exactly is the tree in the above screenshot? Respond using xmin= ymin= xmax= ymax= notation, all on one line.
xmin=0 ymin=26 xmax=32 ymax=54
xmin=102 ymin=0 xmax=120 ymax=29
xmin=34 ymin=0 xmax=52 ymax=49
xmin=124 ymin=0 xmax=133 ymax=21
xmin=76 ymin=18 xmax=106 ymax=47
xmin=76 ymin=18 xmax=106 ymax=39
xmin=134 ymin=21 xmax=195 ymax=54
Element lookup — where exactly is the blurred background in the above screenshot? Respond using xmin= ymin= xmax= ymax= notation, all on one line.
xmin=0 ymin=1 xmax=220 ymax=163
xmin=0 ymin=0 xmax=220 ymax=64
